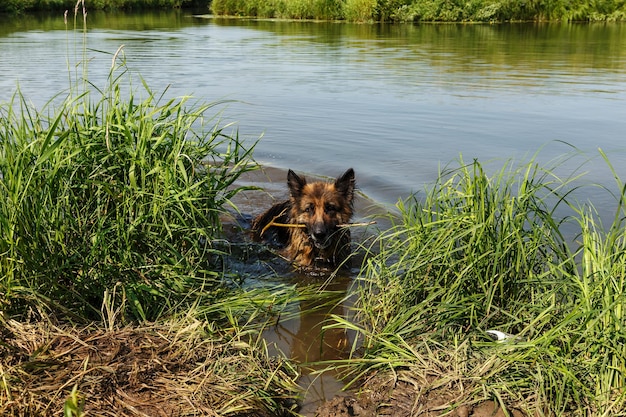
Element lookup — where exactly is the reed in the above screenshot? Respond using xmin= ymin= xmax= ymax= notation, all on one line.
xmin=327 ymin=152 xmax=626 ymax=415
xmin=563 ymin=150 xmax=626 ymax=412
xmin=355 ymin=155 xmax=573 ymax=334
xmin=0 ymin=56 xmax=259 ymax=322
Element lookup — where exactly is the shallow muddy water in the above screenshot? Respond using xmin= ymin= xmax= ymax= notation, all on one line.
xmin=2 ymin=10 xmax=626 ymax=413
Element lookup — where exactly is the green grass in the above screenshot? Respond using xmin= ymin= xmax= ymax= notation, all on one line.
xmin=326 ymin=151 xmax=626 ymax=415
xmin=0 ymin=46 xmax=260 ymax=322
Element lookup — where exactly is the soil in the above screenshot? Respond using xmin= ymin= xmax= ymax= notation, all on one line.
xmin=314 ymin=373 xmax=526 ymax=417
xmin=0 ymin=320 xmax=300 ymax=417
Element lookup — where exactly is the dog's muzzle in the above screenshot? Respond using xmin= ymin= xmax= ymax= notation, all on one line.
xmin=309 ymin=224 xmax=333 ymax=249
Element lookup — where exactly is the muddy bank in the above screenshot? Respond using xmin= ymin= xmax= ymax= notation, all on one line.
xmin=314 ymin=371 xmax=525 ymax=417
xmin=0 ymin=319 xmax=300 ymax=416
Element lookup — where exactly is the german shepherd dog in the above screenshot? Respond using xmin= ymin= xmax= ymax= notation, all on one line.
xmin=251 ymin=168 xmax=355 ymax=269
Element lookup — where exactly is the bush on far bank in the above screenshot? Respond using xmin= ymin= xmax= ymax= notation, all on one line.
xmin=211 ymin=0 xmax=626 ymax=22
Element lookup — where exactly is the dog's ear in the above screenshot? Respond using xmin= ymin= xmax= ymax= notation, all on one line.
xmin=287 ymin=169 xmax=307 ymax=198
xmin=335 ymin=168 xmax=355 ymax=201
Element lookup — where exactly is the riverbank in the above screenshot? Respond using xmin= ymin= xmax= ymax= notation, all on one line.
xmin=210 ymin=0 xmax=625 ymax=22
xmin=0 ymin=318 xmax=301 ymax=416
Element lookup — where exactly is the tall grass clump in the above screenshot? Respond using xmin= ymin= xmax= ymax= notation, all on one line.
xmin=355 ymin=156 xmax=572 ymax=335
xmin=342 ymin=0 xmax=376 ymax=22
xmin=328 ymin=151 xmax=626 ymax=414
xmin=0 ymin=62 xmax=257 ymax=321
xmin=559 ymin=151 xmax=626 ymax=413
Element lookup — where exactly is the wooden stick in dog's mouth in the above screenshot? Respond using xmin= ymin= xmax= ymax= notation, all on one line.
xmin=259 ymin=220 xmax=376 ymax=237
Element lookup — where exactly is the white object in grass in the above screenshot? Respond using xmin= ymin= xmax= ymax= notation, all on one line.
xmin=486 ymin=330 xmax=516 ymax=342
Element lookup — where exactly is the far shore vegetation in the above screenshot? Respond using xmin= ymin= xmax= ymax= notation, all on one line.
xmin=211 ymin=0 xmax=626 ymax=22
xmin=1 ymin=0 xmax=625 ymax=21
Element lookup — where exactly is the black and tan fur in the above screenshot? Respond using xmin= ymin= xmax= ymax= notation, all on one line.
xmin=252 ymin=168 xmax=356 ymax=269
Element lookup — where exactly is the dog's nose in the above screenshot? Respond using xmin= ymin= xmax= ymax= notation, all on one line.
xmin=312 ymin=224 xmax=327 ymax=241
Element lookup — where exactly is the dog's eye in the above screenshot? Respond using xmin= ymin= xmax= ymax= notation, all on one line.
xmin=325 ymin=204 xmax=337 ymax=214
xmin=304 ymin=205 xmax=314 ymax=214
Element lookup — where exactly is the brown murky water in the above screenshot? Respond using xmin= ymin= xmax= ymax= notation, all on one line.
xmin=263 ymin=275 xmax=356 ymax=414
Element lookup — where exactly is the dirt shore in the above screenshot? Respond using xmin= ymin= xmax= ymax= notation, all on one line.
xmin=314 ymin=372 xmax=525 ymax=417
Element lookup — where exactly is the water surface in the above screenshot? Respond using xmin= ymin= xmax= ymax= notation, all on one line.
xmin=1 ymin=12 xmax=625 ymax=208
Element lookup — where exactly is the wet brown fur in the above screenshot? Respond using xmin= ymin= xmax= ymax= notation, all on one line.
xmin=252 ymin=168 xmax=355 ymax=269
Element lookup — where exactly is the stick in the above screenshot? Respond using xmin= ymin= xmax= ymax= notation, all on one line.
xmin=259 ymin=207 xmax=297 ymax=237
xmin=338 ymin=221 xmax=377 ymax=228
xmin=260 ymin=220 xmax=376 ymax=236
xmin=260 ymin=222 xmax=305 ymax=237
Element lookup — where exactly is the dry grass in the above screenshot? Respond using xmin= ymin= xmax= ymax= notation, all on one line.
xmin=0 ymin=317 xmax=300 ymax=416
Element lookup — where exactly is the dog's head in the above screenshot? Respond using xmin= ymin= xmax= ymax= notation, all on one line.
xmin=287 ymin=168 xmax=355 ymax=249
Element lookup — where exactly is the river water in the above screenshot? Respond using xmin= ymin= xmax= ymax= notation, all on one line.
xmin=2 ymin=11 xmax=626 ymax=208
xmin=2 ymin=9 xmax=626 ymax=413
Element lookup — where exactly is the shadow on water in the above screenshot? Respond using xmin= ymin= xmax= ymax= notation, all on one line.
xmin=221 ymin=166 xmax=389 ymax=415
